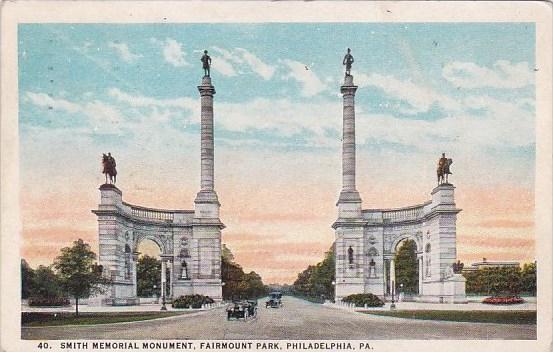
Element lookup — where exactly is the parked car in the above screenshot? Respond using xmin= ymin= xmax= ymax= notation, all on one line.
xmin=227 ymin=300 xmax=257 ymax=320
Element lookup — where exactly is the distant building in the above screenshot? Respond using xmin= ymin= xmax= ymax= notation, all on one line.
xmin=462 ymin=258 xmax=520 ymax=272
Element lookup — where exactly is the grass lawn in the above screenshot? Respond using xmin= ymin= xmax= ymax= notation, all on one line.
xmin=22 ymin=311 xmax=190 ymax=327
xmin=359 ymin=310 xmax=536 ymax=325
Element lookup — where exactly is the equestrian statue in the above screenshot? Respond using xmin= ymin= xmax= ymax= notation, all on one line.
xmin=437 ymin=152 xmax=453 ymax=185
xmin=102 ymin=152 xmax=117 ymax=184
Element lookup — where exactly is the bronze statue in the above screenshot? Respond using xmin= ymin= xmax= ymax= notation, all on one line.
xmin=342 ymin=48 xmax=354 ymax=76
xmin=201 ymin=50 xmax=211 ymax=77
xmin=348 ymin=246 xmax=354 ymax=265
xmin=437 ymin=152 xmax=453 ymax=185
xmin=102 ymin=152 xmax=117 ymax=184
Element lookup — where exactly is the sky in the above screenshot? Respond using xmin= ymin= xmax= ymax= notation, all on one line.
xmin=19 ymin=23 xmax=535 ymax=284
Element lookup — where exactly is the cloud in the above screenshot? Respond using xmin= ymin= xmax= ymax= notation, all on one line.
xmin=210 ymin=47 xmax=275 ymax=79
xmin=355 ymin=72 xmax=462 ymax=114
xmin=26 ymin=92 xmax=81 ymax=113
xmin=25 ymin=92 xmax=124 ymax=128
xmin=108 ymin=42 xmax=143 ymax=62
xmin=281 ymin=59 xmax=328 ymax=97
xmin=442 ymin=60 xmax=534 ymax=89
xmin=108 ymin=87 xmax=197 ymax=110
xmin=215 ymin=97 xmax=340 ymax=139
xmin=161 ymin=38 xmax=189 ymax=67
xmin=235 ymin=48 xmax=275 ymax=80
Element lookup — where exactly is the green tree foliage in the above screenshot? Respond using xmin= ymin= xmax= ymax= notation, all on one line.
xmin=53 ymin=239 xmax=110 ymax=316
xmin=221 ymin=244 xmax=268 ymax=300
xmin=521 ymin=262 xmax=537 ymax=296
xmin=32 ymin=265 xmax=63 ymax=299
xmin=292 ymin=245 xmax=335 ymax=300
xmin=463 ymin=263 xmax=537 ymax=296
xmin=21 ymin=259 xmax=35 ymax=299
xmin=394 ymin=239 xmax=418 ymax=294
xmin=136 ymin=255 xmax=170 ymax=297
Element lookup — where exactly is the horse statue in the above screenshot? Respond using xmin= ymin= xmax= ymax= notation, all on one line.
xmin=102 ymin=153 xmax=117 ymax=184
xmin=437 ymin=153 xmax=453 ymax=185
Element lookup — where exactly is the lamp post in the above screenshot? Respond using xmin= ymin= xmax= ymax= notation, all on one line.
xmin=331 ymin=281 xmax=336 ymax=303
xmin=399 ymin=283 xmax=404 ymax=302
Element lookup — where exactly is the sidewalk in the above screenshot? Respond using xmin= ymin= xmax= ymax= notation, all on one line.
xmin=22 ymin=302 xmax=227 ymax=313
xmin=326 ymin=301 xmax=537 ymax=312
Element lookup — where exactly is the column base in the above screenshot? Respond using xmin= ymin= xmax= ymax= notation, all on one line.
xmin=337 ymin=190 xmax=362 ymax=204
xmin=194 ymin=190 xmax=220 ymax=205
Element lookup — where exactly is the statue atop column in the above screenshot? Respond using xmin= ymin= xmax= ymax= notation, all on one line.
xmin=342 ymin=48 xmax=354 ymax=77
xmin=437 ymin=152 xmax=453 ymax=185
xmin=201 ymin=50 xmax=211 ymax=77
xmin=101 ymin=152 xmax=117 ymax=184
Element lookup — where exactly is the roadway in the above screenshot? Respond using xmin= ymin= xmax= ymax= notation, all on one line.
xmin=22 ymin=296 xmax=536 ymax=340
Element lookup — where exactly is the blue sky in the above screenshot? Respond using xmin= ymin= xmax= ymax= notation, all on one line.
xmin=19 ymin=23 xmax=536 ymax=283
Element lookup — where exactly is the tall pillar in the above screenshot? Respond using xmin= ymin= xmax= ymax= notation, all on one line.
xmin=161 ymin=259 xmax=167 ymax=300
xmin=169 ymin=260 xmax=174 ymax=298
xmin=333 ymin=74 xmax=366 ymax=300
xmin=390 ymin=258 xmax=396 ymax=295
xmin=338 ymin=75 xmax=361 ymax=205
xmin=132 ymin=252 xmax=139 ymax=298
xmin=195 ymin=76 xmax=219 ymax=207
xmin=192 ymin=74 xmax=224 ymax=301
xmin=418 ymin=257 xmax=423 ymax=295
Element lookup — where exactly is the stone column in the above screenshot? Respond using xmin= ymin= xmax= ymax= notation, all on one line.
xmin=161 ymin=259 xmax=167 ymax=300
xmin=390 ymin=259 xmax=396 ymax=295
xmin=169 ymin=260 xmax=174 ymax=298
xmin=418 ymin=257 xmax=423 ymax=295
xmin=383 ymin=258 xmax=388 ymax=295
xmin=195 ymin=76 xmax=219 ymax=204
xmin=132 ymin=252 xmax=140 ymax=298
xmin=339 ymin=75 xmax=361 ymax=202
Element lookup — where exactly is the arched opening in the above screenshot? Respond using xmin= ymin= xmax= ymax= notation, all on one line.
xmin=135 ymin=238 xmax=170 ymax=303
xmin=394 ymin=239 xmax=419 ymax=298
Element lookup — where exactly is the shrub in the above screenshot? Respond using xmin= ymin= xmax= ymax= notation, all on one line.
xmin=342 ymin=293 xmax=384 ymax=307
xmin=172 ymin=294 xmax=214 ymax=309
xmin=28 ymin=296 xmax=70 ymax=307
xmin=482 ymin=296 xmax=525 ymax=305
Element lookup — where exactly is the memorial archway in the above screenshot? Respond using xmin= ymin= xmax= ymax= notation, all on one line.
xmin=135 ymin=238 xmax=166 ymax=301
xmin=393 ymin=239 xmax=419 ymax=297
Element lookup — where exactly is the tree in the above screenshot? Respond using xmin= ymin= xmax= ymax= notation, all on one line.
xmin=222 ymin=244 xmax=235 ymax=262
xmin=292 ymin=245 xmax=336 ymax=300
xmin=53 ymin=239 xmax=110 ymax=316
xmin=221 ymin=244 xmax=268 ymax=300
xmin=32 ymin=265 xmax=63 ymax=298
xmin=394 ymin=239 xmax=418 ymax=294
xmin=136 ymin=255 xmax=170 ymax=297
xmin=21 ymin=259 xmax=35 ymax=299
xmin=521 ymin=262 xmax=537 ymax=296
xmin=242 ymin=271 xmax=268 ymax=298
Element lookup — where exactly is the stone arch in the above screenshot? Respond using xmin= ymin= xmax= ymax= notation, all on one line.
xmin=392 ymin=234 xmax=422 ymax=254
xmin=134 ymin=234 xmax=166 ymax=255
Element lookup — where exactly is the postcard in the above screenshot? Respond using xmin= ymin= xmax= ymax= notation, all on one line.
xmin=1 ymin=1 xmax=551 ymax=352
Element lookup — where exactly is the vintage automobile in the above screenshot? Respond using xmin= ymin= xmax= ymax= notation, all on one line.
xmin=227 ymin=300 xmax=257 ymax=320
xmin=265 ymin=292 xmax=283 ymax=308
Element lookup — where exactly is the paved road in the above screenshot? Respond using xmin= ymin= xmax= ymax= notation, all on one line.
xmin=22 ymin=296 xmax=536 ymax=340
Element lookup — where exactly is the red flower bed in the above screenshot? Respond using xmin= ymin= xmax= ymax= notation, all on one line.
xmin=482 ymin=296 xmax=525 ymax=305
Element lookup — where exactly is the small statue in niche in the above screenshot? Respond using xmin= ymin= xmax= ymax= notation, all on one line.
xmin=348 ymin=246 xmax=354 ymax=266
xmin=180 ymin=260 xmax=189 ymax=280
xmin=368 ymin=259 xmax=376 ymax=278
